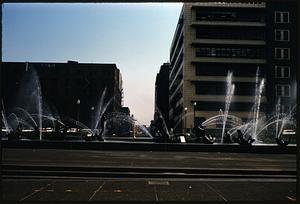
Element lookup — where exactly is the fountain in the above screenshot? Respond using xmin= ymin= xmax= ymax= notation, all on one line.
xmin=275 ymin=98 xmax=281 ymax=138
xmin=253 ymin=78 xmax=265 ymax=140
xmin=221 ymin=71 xmax=235 ymax=143
xmin=91 ymin=87 xmax=113 ymax=136
xmin=156 ymin=108 xmax=170 ymax=138
xmin=102 ymin=112 xmax=153 ymax=142
xmin=13 ymin=63 xmax=44 ymax=140
xmin=1 ymin=62 xmax=296 ymax=145
xmin=1 ymin=100 xmax=12 ymax=135
xmin=226 ymin=68 xmax=265 ymax=143
xmin=37 ymin=73 xmax=43 ymax=140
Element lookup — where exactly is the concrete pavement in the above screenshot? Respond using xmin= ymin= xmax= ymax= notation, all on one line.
xmin=2 ymin=178 xmax=296 ymax=201
xmin=1 ymin=148 xmax=297 ymax=202
xmin=2 ymin=148 xmax=296 ymax=170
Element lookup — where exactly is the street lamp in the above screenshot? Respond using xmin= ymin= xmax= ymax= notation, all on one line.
xmin=184 ymin=107 xmax=187 ymax=134
xmin=131 ymin=114 xmax=136 ymax=138
xmin=193 ymin=102 xmax=197 ymax=128
xmin=76 ymin=99 xmax=80 ymax=131
xmin=91 ymin=106 xmax=95 ymax=129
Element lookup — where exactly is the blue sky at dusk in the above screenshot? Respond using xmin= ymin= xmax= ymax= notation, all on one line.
xmin=2 ymin=3 xmax=183 ymax=125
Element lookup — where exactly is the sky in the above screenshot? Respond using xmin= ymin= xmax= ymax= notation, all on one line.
xmin=2 ymin=3 xmax=183 ymax=126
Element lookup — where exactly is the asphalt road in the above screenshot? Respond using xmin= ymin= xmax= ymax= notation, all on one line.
xmin=1 ymin=148 xmax=297 ymax=202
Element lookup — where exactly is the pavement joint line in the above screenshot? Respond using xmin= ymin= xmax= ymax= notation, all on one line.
xmin=204 ymin=182 xmax=227 ymax=202
xmin=3 ymin=170 xmax=296 ymax=180
xmin=88 ymin=181 xmax=106 ymax=201
xmin=19 ymin=183 xmax=51 ymax=202
xmin=2 ymin=176 xmax=297 ymax=182
xmin=3 ymin=165 xmax=296 ymax=176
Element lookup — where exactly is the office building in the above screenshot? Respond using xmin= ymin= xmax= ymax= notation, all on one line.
xmin=154 ymin=63 xmax=170 ymax=127
xmin=168 ymin=2 xmax=297 ymax=133
xmin=1 ymin=61 xmax=123 ymax=127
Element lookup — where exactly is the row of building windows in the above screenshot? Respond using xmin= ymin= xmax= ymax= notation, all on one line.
xmin=195 ymin=28 xmax=265 ymax=40
xmin=193 ymin=101 xmax=265 ymax=112
xmin=195 ymin=47 xmax=265 ymax=58
xmin=195 ymin=64 xmax=291 ymax=78
xmin=195 ymin=65 xmax=265 ymax=77
xmin=274 ymin=10 xmax=291 ymax=89
xmin=194 ymin=82 xmax=291 ymax=97
xmin=194 ymin=11 xmax=289 ymax=23
xmin=195 ymin=10 xmax=264 ymax=22
xmin=195 ymin=47 xmax=290 ymax=60
xmin=194 ymin=82 xmax=256 ymax=96
xmin=195 ymin=28 xmax=289 ymax=42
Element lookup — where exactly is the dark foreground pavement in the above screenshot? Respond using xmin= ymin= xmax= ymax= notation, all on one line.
xmin=2 ymin=178 xmax=296 ymax=201
xmin=2 ymin=140 xmax=297 ymax=154
xmin=1 ymin=148 xmax=297 ymax=202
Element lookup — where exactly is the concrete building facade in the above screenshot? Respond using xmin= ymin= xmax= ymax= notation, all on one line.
xmin=169 ymin=2 xmax=297 ymax=133
xmin=265 ymin=2 xmax=297 ymax=115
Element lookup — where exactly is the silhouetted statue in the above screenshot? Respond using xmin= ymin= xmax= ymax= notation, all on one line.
xmin=98 ymin=115 xmax=106 ymax=141
xmin=275 ymin=137 xmax=290 ymax=146
xmin=53 ymin=120 xmax=67 ymax=139
xmin=193 ymin=124 xmax=215 ymax=144
xmin=248 ymin=135 xmax=255 ymax=144
xmin=236 ymin=129 xmax=255 ymax=145
xmin=169 ymin=128 xmax=177 ymax=142
xmin=16 ymin=123 xmax=22 ymax=133
xmin=193 ymin=124 xmax=205 ymax=142
xmin=9 ymin=123 xmax=22 ymax=140
xmin=224 ymin=130 xmax=232 ymax=143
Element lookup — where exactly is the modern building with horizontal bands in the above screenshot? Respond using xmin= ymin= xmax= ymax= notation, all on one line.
xmin=167 ymin=2 xmax=297 ymax=133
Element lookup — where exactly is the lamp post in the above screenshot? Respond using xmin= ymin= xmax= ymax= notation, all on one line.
xmin=193 ymin=102 xmax=197 ymax=128
xmin=184 ymin=107 xmax=187 ymax=134
xmin=76 ymin=99 xmax=80 ymax=131
xmin=91 ymin=106 xmax=95 ymax=129
xmin=131 ymin=114 xmax=136 ymax=138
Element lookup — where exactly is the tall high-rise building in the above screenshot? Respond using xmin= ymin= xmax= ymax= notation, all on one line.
xmin=155 ymin=63 xmax=170 ymax=127
xmin=169 ymin=2 xmax=297 ymax=133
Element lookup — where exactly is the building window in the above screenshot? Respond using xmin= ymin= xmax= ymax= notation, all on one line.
xmin=274 ymin=11 xmax=289 ymax=23
xmin=275 ymin=84 xmax=291 ymax=97
xmin=195 ymin=28 xmax=265 ymax=40
xmin=196 ymin=47 xmax=264 ymax=58
xmin=196 ymin=11 xmax=237 ymax=21
xmin=275 ymin=30 xmax=290 ymax=41
xmin=276 ymin=104 xmax=291 ymax=113
xmin=274 ymin=48 xmax=290 ymax=60
xmin=275 ymin=66 xmax=290 ymax=78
